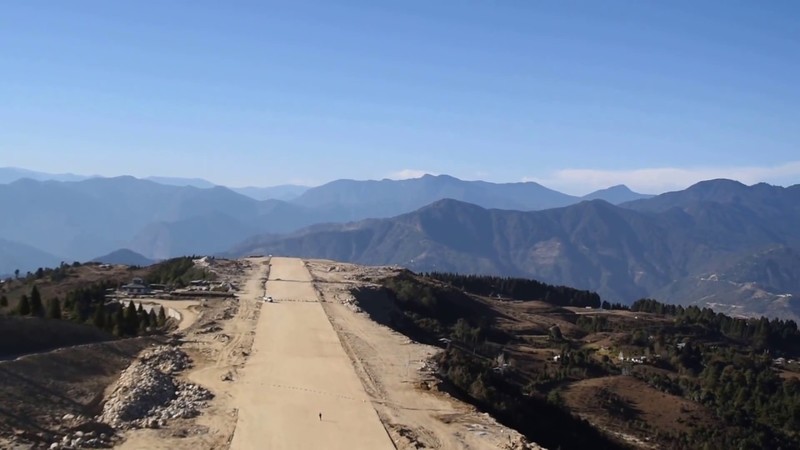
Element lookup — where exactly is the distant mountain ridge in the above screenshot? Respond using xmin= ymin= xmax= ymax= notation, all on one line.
xmin=91 ymin=249 xmax=155 ymax=266
xmin=0 ymin=238 xmax=62 ymax=276
xmin=0 ymin=167 xmax=92 ymax=183
xmin=230 ymin=180 xmax=800 ymax=321
xmin=2 ymin=167 xmax=649 ymax=205
xmin=583 ymin=184 xmax=653 ymax=203
xmin=231 ymin=185 xmax=309 ymax=201
xmin=292 ymin=174 xmax=576 ymax=212
xmin=0 ymin=177 xmax=320 ymax=262
xmin=1 ymin=167 xmax=309 ymax=201
xmin=144 ymin=176 xmax=217 ymax=189
xmin=291 ymin=174 xmax=650 ymax=220
xmin=0 ymin=172 xmax=653 ymax=266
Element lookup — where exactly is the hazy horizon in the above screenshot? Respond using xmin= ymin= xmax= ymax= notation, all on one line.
xmin=3 ymin=164 xmax=799 ymax=197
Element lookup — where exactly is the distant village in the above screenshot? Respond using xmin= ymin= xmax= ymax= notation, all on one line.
xmin=107 ymin=274 xmax=239 ymax=300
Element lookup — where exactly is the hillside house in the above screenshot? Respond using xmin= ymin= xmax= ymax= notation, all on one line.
xmin=120 ymin=277 xmax=151 ymax=295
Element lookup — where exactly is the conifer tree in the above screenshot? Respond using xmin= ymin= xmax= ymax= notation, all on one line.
xmin=30 ymin=286 xmax=44 ymax=317
xmin=47 ymin=297 xmax=62 ymax=319
xmin=125 ymin=301 xmax=139 ymax=336
xmin=92 ymin=303 xmax=106 ymax=329
xmin=139 ymin=311 xmax=150 ymax=332
xmin=0 ymin=295 xmax=7 ymax=307
xmin=113 ymin=306 xmax=125 ymax=336
xmin=157 ymin=306 xmax=167 ymax=327
xmin=17 ymin=294 xmax=31 ymax=315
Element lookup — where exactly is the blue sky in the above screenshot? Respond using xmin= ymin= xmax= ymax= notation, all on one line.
xmin=1 ymin=1 xmax=799 ymax=194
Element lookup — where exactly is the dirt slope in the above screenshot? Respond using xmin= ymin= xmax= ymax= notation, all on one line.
xmin=308 ymin=259 xmax=543 ymax=450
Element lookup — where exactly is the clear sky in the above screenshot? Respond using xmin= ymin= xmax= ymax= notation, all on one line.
xmin=1 ymin=1 xmax=799 ymax=194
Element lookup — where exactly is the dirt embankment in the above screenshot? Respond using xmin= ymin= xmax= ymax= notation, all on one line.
xmin=116 ymin=258 xmax=264 ymax=450
xmin=306 ymin=259 xmax=543 ymax=450
xmin=0 ymin=336 xmax=164 ymax=446
xmin=0 ymin=258 xmax=257 ymax=450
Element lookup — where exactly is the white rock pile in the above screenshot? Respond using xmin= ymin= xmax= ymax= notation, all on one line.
xmin=140 ymin=344 xmax=191 ymax=374
xmin=50 ymin=429 xmax=114 ymax=449
xmin=98 ymin=346 xmax=212 ymax=430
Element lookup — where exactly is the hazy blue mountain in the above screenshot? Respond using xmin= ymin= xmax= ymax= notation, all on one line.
xmin=232 ymin=185 xmax=309 ymax=201
xmin=144 ymin=176 xmax=217 ymax=189
xmin=231 ymin=181 xmax=800 ymax=320
xmin=291 ymin=174 xmax=579 ymax=218
xmin=0 ymin=177 xmax=345 ymax=265
xmin=145 ymin=177 xmax=311 ymax=201
xmin=231 ymin=199 xmax=675 ymax=301
xmin=582 ymin=184 xmax=653 ymax=204
xmin=128 ymin=212 xmax=259 ymax=260
xmin=90 ymin=248 xmax=155 ymax=266
xmin=622 ymin=179 xmax=800 ymax=249
xmin=0 ymin=238 xmax=62 ymax=276
xmin=0 ymin=177 xmax=314 ymax=262
xmin=623 ymin=179 xmax=800 ymax=215
xmin=0 ymin=167 xmax=91 ymax=184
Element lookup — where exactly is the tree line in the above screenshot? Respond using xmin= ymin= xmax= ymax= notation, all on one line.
xmin=11 ymin=284 xmax=168 ymax=337
xmin=423 ymin=272 xmax=602 ymax=308
xmin=144 ymin=256 xmax=214 ymax=287
xmin=631 ymin=298 xmax=800 ymax=352
xmin=9 ymin=261 xmax=82 ymax=283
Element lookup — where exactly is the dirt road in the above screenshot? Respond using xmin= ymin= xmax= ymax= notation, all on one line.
xmin=229 ymin=257 xmax=395 ymax=450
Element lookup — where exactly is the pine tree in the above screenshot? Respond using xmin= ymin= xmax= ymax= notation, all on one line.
xmin=124 ymin=301 xmax=139 ymax=336
xmin=148 ymin=309 xmax=157 ymax=326
xmin=47 ymin=297 xmax=62 ymax=319
xmin=104 ymin=312 xmax=114 ymax=333
xmin=92 ymin=303 xmax=106 ymax=329
xmin=30 ymin=286 xmax=44 ymax=317
xmin=157 ymin=306 xmax=167 ymax=327
xmin=18 ymin=295 xmax=31 ymax=315
xmin=71 ymin=300 xmax=82 ymax=321
xmin=0 ymin=295 xmax=7 ymax=307
xmin=113 ymin=306 xmax=125 ymax=335
xmin=139 ymin=311 xmax=150 ymax=332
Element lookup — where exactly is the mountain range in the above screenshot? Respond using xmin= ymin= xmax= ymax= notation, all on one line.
xmin=0 ymin=238 xmax=62 ymax=276
xmin=0 ymin=167 xmax=309 ymax=202
xmin=229 ymin=180 xmax=800 ymax=321
xmin=5 ymin=168 xmax=797 ymax=321
xmin=0 ymin=171 xmax=650 ymax=268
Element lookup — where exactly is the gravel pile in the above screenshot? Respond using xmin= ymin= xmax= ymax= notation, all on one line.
xmin=140 ymin=345 xmax=191 ymax=374
xmin=97 ymin=346 xmax=212 ymax=430
xmin=49 ymin=429 xmax=114 ymax=449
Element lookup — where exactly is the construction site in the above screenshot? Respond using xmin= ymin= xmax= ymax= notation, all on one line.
xmin=0 ymin=257 xmax=540 ymax=450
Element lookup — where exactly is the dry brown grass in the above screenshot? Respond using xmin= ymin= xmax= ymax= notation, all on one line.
xmin=562 ymin=375 xmax=719 ymax=438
